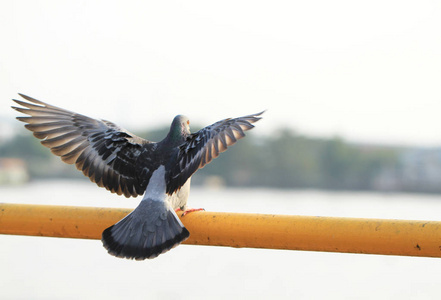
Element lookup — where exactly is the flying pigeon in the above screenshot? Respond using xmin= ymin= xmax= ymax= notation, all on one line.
xmin=12 ymin=94 xmax=263 ymax=260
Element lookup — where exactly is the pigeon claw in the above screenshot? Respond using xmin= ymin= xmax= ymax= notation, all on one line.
xmin=180 ymin=208 xmax=205 ymax=217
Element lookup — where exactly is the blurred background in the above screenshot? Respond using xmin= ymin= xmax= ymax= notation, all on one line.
xmin=1 ymin=1 xmax=441 ymax=299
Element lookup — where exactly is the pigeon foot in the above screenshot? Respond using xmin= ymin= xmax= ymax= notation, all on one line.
xmin=175 ymin=207 xmax=205 ymax=217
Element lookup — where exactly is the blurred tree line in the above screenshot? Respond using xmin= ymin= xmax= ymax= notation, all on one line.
xmin=192 ymin=128 xmax=398 ymax=190
xmin=0 ymin=126 xmax=399 ymax=191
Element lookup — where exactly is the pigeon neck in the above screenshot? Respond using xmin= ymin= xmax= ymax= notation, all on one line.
xmin=164 ymin=124 xmax=187 ymax=146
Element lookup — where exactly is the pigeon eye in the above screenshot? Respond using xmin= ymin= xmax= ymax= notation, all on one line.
xmin=187 ymin=120 xmax=190 ymax=125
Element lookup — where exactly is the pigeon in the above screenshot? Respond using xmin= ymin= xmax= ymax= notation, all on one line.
xmin=12 ymin=94 xmax=263 ymax=260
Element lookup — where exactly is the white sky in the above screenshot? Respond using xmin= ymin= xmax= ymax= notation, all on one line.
xmin=1 ymin=1 xmax=440 ymax=146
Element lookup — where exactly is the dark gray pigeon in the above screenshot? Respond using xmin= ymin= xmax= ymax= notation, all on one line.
xmin=12 ymin=94 xmax=263 ymax=260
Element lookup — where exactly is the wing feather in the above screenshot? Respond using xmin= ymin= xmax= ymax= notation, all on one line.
xmin=166 ymin=111 xmax=264 ymax=194
xmin=12 ymin=94 xmax=153 ymax=198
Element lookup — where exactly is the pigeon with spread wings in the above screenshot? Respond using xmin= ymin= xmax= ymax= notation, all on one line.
xmin=12 ymin=94 xmax=263 ymax=260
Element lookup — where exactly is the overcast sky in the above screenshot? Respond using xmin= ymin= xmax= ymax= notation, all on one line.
xmin=1 ymin=1 xmax=440 ymax=146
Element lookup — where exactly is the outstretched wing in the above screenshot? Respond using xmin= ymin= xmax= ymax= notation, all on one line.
xmin=12 ymin=94 xmax=152 ymax=198
xmin=166 ymin=111 xmax=264 ymax=194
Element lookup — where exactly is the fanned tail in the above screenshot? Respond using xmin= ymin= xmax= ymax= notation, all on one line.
xmin=102 ymin=200 xmax=189 ymax=260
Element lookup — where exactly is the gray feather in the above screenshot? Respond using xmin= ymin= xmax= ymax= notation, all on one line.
xmin=102 ymin=199 xmax=189 ymax=260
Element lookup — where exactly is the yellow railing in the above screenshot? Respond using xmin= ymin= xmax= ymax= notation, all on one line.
xmin=1 ymin=203 xmax=441 ymax=257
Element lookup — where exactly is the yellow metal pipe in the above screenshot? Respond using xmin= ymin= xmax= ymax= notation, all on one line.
xmin=1 ymin=203 xmax=441 ymax=257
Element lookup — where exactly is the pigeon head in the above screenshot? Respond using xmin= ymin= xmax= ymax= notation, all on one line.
xmin=165 ymin=115 xmax=191 ymax=144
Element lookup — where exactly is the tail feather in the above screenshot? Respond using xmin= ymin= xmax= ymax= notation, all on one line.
xmin=102 ymin=199 xmax=190 ymax=260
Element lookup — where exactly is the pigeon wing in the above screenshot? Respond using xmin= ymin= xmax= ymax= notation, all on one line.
xmin=12 ymin=94 xmax=152 ymax=198
xmin=166 ymin=111 xmax=264 ymax=194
